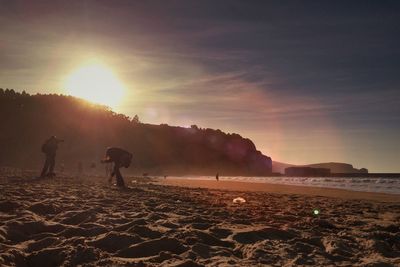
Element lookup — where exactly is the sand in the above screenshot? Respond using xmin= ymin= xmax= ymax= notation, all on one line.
xmin=0 ymin=174 xmax=399 ymax=266
xmin=159 ymin=178 xmax=400 ymax=202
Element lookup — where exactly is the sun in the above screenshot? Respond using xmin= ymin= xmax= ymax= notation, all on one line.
xmin=64 ymin=62 xmax=125 ymax=109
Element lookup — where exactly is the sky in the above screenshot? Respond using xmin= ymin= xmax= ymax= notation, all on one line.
xmin=1 ymin=0 xmax=399 ymax=172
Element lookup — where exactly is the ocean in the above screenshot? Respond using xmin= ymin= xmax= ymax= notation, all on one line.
xmin=175 ymin=176 xmax=400 ymax=195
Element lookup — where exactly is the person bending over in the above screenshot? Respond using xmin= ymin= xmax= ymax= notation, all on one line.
xmin=101 ymin=147 xmax=132 ymax=187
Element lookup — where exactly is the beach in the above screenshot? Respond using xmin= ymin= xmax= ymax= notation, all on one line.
xmin=159 ymin=178 xmax=400 ymax=202
xmin=1 ymin=175 xmax=399 ymax=266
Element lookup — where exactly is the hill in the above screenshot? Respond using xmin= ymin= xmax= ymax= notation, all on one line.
xmin=0 ymin=89 xmax=272 ymax=176
xmin=272 ymin=161 xmax=367 ymax=174
xmin=272 ymin=161 xmax=294 ymax=174
xmin=306 ymin=162 xmax=368 ymax=174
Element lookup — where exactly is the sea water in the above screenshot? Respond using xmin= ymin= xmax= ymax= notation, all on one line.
xmin=175 ymin=176 xmax=400 ymax=195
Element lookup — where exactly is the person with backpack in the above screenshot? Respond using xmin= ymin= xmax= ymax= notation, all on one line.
xmin=40 ymin=136 xmax=64 ymax=178
xmin=101 ymin=147 xmax=132 ymax=187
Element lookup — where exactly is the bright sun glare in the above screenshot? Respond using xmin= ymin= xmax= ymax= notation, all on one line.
xmin=65 ymin=62 xmax=125 ymax=109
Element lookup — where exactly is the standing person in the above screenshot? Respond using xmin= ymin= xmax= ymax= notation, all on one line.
xmin=40 ymin=136 xmax=64 ymax=178
xmin=216 ymin=172 xmax=219 ymax=181
xmin=101 ymin=147 xmax=132 ymax=187
xmin=90 ymin=161 xmax=96 ymax=175
xmin=60 ymin=162 xmax=65 ymax=173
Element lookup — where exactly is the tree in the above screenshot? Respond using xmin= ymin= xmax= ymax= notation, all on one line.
xmin=132 ymin=114 xmax=140 ymax=124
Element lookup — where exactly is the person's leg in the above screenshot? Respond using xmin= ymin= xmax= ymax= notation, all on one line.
xmin=115 ymin=163 xmax=125 ymax=187
xmin=111 ymin=164 xmax=116 ymax=178
xmin=40 ymin=155 xmax=50 ymax=177
xmin=108 ymin=163 xmax=116 ymax=184
xmin=48 ymin=155 xmax=56 ymax=176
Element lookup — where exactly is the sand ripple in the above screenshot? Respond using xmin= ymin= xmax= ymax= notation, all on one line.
xmin=0 ymin=176 xmax=399 ymax=266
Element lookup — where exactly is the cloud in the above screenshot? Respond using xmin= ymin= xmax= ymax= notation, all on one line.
xmin=1 ymin=0 xmax=400 ymax=171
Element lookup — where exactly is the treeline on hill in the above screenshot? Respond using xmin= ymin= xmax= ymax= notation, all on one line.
xmin=0 ymin=89 xmax=272 ymax=176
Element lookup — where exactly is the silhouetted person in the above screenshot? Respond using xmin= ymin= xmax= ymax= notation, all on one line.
xmin=90 ymin=162 xmax=96 ymax=169
xmin=60 ymin=162 xmax=65 ymax=173
xmin=40 ymin=136 xmax=63 ymax=178
xmin=101 ymin=147 xmax=132 ymax=187
xmin=216 ymin=172 xmax=219 ymax=181
xmin=90 ymin=161 xmax=96 ymax=175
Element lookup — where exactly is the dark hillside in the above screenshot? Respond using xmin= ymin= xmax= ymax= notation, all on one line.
xmin=0 ymin=89 xmax=272 ymax=176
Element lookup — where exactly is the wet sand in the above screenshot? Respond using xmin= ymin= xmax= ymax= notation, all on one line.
xmin=158 ymin=178 xmax=400 ymax=202
xmin=0 ymin=175 xmax=399 ymax=266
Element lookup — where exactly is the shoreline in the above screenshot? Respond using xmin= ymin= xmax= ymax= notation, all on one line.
xmin=156 ymin=178 xmax=400 ymax=202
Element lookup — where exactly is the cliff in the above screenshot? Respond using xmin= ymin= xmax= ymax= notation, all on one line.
xmin=0 ymin=89 xmax=272 ymax=176
xmin=285 ymin=167 xmax=331 ymax=177
xmin=272 ymin=161 xmax=295 ymax=174
xmin=273 ymin=161 xmax=368 ymax=174
xmin=306 ymin=163 xmax=368 ymax=174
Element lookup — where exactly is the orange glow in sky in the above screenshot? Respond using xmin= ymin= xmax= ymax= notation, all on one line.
xmin=64 ymin=61 xmax=126 ymax=109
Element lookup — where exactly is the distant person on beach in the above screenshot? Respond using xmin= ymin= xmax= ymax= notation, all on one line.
xmin=60 ymin=162 xmax=65 ymax=173
xmin=101 ymin=147 xmax=133 ymax=187
xmin=216 ymin=172 xmax=219 ymax=181
xmin=90 ymin=161 xmax=96 ymax=175
xmin=40 ymin=136 xmax=64 ymax=178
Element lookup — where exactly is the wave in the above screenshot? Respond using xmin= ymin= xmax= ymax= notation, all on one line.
xmin=176 ymin=176 xmax=400 ymax=195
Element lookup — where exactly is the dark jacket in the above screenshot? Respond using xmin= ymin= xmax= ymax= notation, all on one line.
xmin=103 ymin=147 xmax=133 ymax=168
xmin=42 ymin=137 xmax=63 ymax=156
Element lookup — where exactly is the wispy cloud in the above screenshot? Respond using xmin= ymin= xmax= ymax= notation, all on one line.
xmin=1 ymin=0 xmax=400 ymax=171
